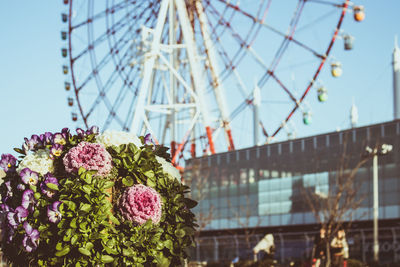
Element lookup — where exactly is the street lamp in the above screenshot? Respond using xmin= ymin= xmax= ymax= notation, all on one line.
xmin=365 ymin=144 xmax=393 ymax=263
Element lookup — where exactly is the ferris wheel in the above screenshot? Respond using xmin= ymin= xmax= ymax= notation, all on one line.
xmin=61 ymin=0 xmax=364 ymax=164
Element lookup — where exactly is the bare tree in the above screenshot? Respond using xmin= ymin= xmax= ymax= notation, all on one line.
xmin=303 ymin=139 xmax=373 ymax=267
xmin=230 ymin=196 xmax=261 ymax=251
xmin=184 ymin=162 xmax=214 ymax=236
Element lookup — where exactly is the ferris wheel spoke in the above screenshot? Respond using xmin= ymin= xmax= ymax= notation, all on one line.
xmin=260 ymin=22 xmax=324 ymax=59
xmin=204 ymin=1 xmax=265 ymax=69
xmin=103 ymin=83 xmax=131 ymax=129
xmin=84 ymin=36 xmax=140 ymax=121
xmin=202 ymin=0 xmax=231 ymax=36
xmin=258 ymin=1 xmax=305 ymax=87
xmin=71 ymin=0 xmax=138 ymax=30
xmin=297 ymin=8 xmax=339 ymax=33
xmin=73 ymin=13 xmax=133 ymax=62
xmin=75 ymin=25 xmax=137 ymax=91
xmin=269 ymin=72 xmax=299 ymax=104
xmin=215 ymin=0 xmax=270 ymax=24
xmin=270 ymin=0 xmax=349 ymax=138
xmin=306 ymin=0 xmax=345 ymax=8
xmin=84 ymin=70 xmax=119 ymax=120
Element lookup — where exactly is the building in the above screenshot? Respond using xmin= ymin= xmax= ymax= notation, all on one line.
xmin=185 ymin=120 xmax=400 ymax=264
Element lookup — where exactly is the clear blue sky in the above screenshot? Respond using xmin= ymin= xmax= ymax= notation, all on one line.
xmin=0 ymin=1 xmax=399 ymax=155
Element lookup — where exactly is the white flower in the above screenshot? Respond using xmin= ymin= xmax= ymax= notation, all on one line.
xmin=156 ymin=156 xmax=181 ymax=181
xmin=96 ymin=130 xmax=141 ymax=148
xmin=17 ymin=149 xmax=54 ymax=176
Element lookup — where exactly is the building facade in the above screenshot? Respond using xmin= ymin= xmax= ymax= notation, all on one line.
xmin=185 ymin=120 xmax=400 ymax=264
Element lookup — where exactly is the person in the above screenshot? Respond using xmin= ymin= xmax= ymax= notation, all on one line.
xmin=330 ymin=228 xmax=349 ymax=267
xmin=253 ymin=233 xmax=275 ymax=261
xmin=312 ymin=227 xmax=327 ymax=267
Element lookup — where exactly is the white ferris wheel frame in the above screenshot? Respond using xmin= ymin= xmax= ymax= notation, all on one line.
xmin=130 ymin=0 xmax=234 ymax=160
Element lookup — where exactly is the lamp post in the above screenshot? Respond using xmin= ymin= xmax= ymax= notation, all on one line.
xmin=365 ymin=144 xmax=393 ymax=263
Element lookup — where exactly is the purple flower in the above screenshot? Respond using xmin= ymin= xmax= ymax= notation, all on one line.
xmin=23 ymin=222 xmax=39 ymax=252
xmin=40 ymin=132 xmax=53 ymax=145
xmin=47 ymin=201 xmax=62 ymax=223
xmin=24 ymin=135 xmax=42 ymax=151
xmin=20 ymin=168 xmax=39 ymax=186
xmin=0 ymin=154 xmax=17 ymax=172
xmin=0 ymin=204 xmax=10 ymax=213
xmin=40 ymin=174 xmax=59 ymax=198
xmin=86 ymin=125 xmax=99 ymax=135
xmin=17 ymin=184 xmax=26 ymax=191
xmin=144 ymin=133 xmax=155 ymax=146
xmin=50 ymin=144 xmax=63 ymax=158
xmin=4 ymin=181 xmax=13 ymax=200
xmin=22 ymin=141 xmax=29 ymax=154
xmin=7 ymin=206 xmax=28 ymax=228
xmin=22 ymin=190 xmax=35 ymax=212
xmin=76 ymin=128 xmax=86 ymax=138
xmin=61 ymin=128 xmax=71 ymax=139
xmin=53 ymin=133 xmax=66 ymax=146
xmin=44 ymin=132 xmax=53 ymax=144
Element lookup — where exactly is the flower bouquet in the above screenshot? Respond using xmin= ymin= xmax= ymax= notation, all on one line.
xmin=0 ymin=127 xmax=197 ymax=266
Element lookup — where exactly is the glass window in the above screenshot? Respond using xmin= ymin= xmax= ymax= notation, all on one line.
xmin=384 ymin=205 xmax=399 ymax=219
xmin=259 ymin=169 xmax=270 ymax=180
xmin=269 ymin=178 xmax=280 ymax=191
xmin=384 ymin=178 xmax=397 ymax=193
xmin=240 ymin=168 xmax=247 ymax=184
xmin=249 ymin=168 xmax=256 ymax=183
xmin=383 ymin=192 xmax=400 ymax=206
xmin=219 ymin=197 xmax=229 ymax=208
xmin=280 ymin=201 xmax=292 ymax=214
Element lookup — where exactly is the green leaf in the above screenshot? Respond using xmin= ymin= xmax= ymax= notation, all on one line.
xmin=14 ymin=148 xmax=26 ymax=154
xmin=78 ymin=167 xmax=86 ymax=176
xmin=164 ymin=240 xmax=173 ymax=251
xmin=81 ymin=185 xmax=91 ymax=194
xmin=144 ymin=170 xmax=154 ymax=178
xmin=122 ymin=248 xmax=134 ymax=257
xmin=101 ymin=255 xmax=114 ymax=263
xmin=56 ymin=242 xmax=63 ymax=251
xmin=80 ymin=203 xmax=91 ymax=213
xmin=83 ymin=173 xmax=92 ymax=184
xmin=184 ymin=198 xmax=198 ymax=209
xmin=147 ymin=178 xmax=156 ymax=188
xmin=46 ymin=183 xmax=59 ymax=191
xmin=103 ymin=181 xmax=114 ymax=189
xmin=109 ymin=214 xmax=120 ymax=225
xmin=71 ymin=234 xmax=79 ymax=245
xmin=64 ymin=200 xmax=76 ymax=211
xmin=55 ymin=246 xmax=70 ymax=257
xmin=154 ymin=253 xmax=170 ymax=267
xmin=78 ymin=247 xmax=91 ymax=257
xmin=38 ymin=225 xmax=48 ymax=232
xmin=86 ymin=242 xmax=94 ymax=250
xmin=33 ymin=209 xmax=40 ymax=218
xmin=29 ymin=185 xmax=37 ymax=192
xmin=122 ymin=176 xmax=134 ymax=187
xmin=175 ymin=229 xmax=185 ymax=238
xmin=34 ymin=192 xmax=41 ymax=200
xmin=70 ymin=218 xmax=77 ymax=228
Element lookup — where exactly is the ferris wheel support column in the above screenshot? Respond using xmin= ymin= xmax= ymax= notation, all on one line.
xmin=174 ymin=0 xmax=215 ymax=154
xmin=169 ymin=0 xmax=177 ymax=158
xmin=195 ymin=1 xmax=235 ymax=151
xmin=130 ymin=0 xmax=170 ymax=134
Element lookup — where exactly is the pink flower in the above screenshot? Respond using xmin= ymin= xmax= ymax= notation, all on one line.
xmin=119 ymin=184 xmax=162 ymax=225
xmin=63 ymin=142 xmax=112 ymax=176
